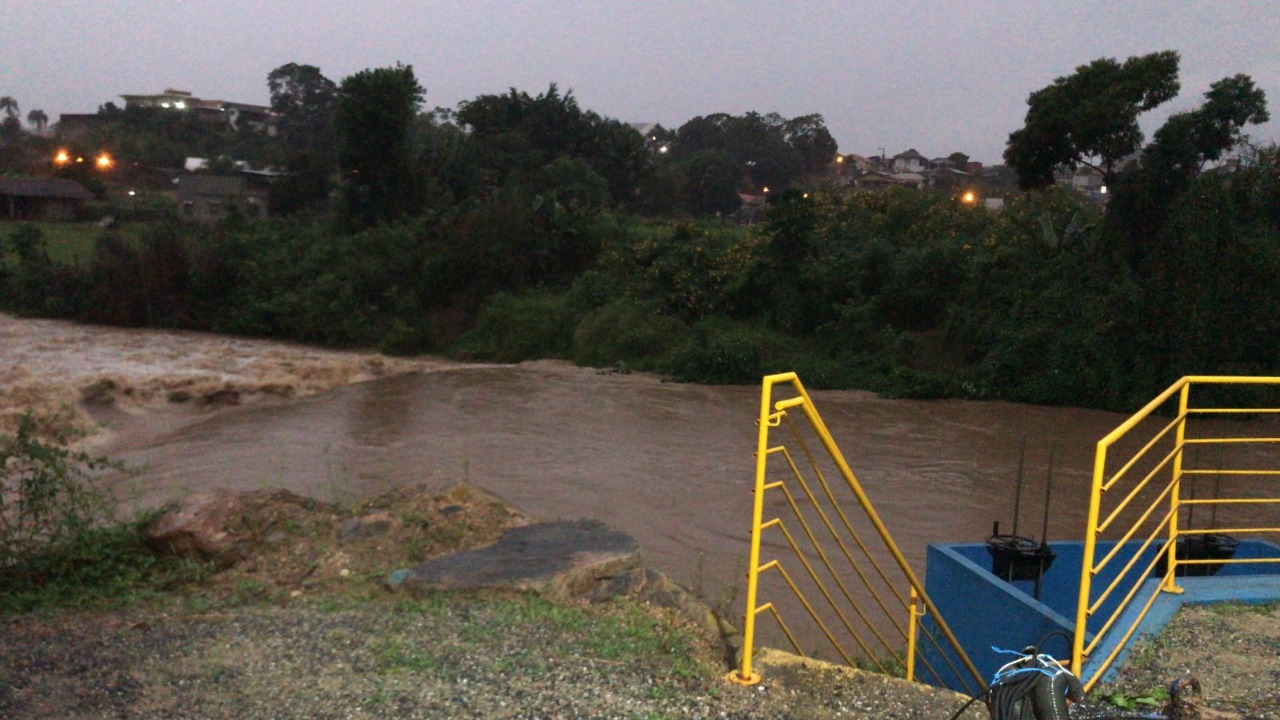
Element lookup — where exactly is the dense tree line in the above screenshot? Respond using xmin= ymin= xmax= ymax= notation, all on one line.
xmin=1 ymin=55 xmax=1277 ymax=411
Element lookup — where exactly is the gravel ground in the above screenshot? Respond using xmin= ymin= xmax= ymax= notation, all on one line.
xmin=0 ymin=594 xmax=985 ymax=720
xmin=1094 ymin=602 xmax=1280 ymax=720
xmin=3 ymin=596 xmax=1278 ymax=719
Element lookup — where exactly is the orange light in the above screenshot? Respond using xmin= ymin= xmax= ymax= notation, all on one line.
xmin=96 ymin=152 xmax=113 ymax=169
xmin=961 ymin=191 xmax=976 ymax=204
xmin=54 ymin=149 xmax=70 ymax=165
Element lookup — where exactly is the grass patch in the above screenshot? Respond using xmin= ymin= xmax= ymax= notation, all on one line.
xmin=1 ymin=221 xmax=147 ymax=267
xmin=0 ymin=517 xmax=212 ymax=614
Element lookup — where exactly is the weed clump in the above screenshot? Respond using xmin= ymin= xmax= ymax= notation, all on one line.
xmin=0 ymin=411 xmax=207 ymax=612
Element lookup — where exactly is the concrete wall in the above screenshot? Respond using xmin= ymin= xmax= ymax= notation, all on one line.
xmin=921 ymin=539 xmax=1280 ymax=692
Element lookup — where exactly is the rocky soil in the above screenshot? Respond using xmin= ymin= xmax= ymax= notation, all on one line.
xmin=0 ymin=483 xmax=987 ymax=719
xmin=1094 ymin=602 xmax=1280 ymax=720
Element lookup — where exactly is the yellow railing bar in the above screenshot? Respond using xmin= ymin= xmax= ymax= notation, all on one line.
xmin=1186 ymin=437 xmax=1280 ymax=444
xmin=1088 ymin=504 xmax=1177 ymax=616
xmin=906 ymin=587 xmax=922 ymax=682
xmin=1100 ymin=409 xmax=1187 ymax=491
xmin=779 ymin=414 xmax=971 ymax=691
xmin=769 ymin=560 xmax=856 ymax=666
xmin=1177 ymin=556 xmax=1280 ymax=565
xmin=1183 ymin=470 xmax=1280 ymax=477
xmin=1084 ymin=547 xmax=1168 ymax=658
xmin=731 ymin=374 xmax=781 ymax=686
xmin=1073 ymin=439 xmax=1108 ymax=679
xmin=1166 ymin=383 xmax=1191 ymax=594
xmin=771 ymin=514 xmax=887 ymax=670
xmin=1101 ymin=412 xmax=1185 ymax=493
xmin=1074 ymin=375 xmax=1280 ymax=687
xmin=758 ymin=602 xmax=804 ymax=655
xmin=1187 ymin=408 xmax=1280 ymax=414
xmin=1093 ymin=479 xmax=1179 ymax=575
xmin=1097 ymin=443 xmax=1181 ymax=533
xmin=1082 ymin=567 xmax=1168 ymax=693
xmin=1180 ymin=527 xmax=1280 ymax=536
xmin=775 ymin=451 xmax=908 ymax=657
xmin=1181 ymin=498 xmax=1280 ymax=505
xmin=781 ymin=418 xmax=911 ymax=635
xmin=734 ymin=372 xmax=984 ymax=693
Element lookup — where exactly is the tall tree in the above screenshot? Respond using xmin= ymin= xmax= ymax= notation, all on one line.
xmin=1142 ymin=74 xmax=1269 ymax=177
xmin=0 ymin=96 xmax=18 ymax=119
xmin=27 ymin=108 xmax=48 ymax=133
xmin=334 ymin=63 xmax=425 ymax=228
xmin=456 ymin=83 xmax=644 ymax=203
xmin=1004 ymin=51 xmax=1181 ymax=189
xmin=267 ymin=63 xmax=337 ymax=154
xmin=782 ymin=113 xmax=839 ymax=173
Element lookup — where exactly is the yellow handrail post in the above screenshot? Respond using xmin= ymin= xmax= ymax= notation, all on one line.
xmin=729 ymin=373 xmax=794 ymax=685
xmin=906 ymin=586 xmax=922 ymax=683
xmin=1163 ymin=383 xmax=1191 ymax=594
xmin=1072 ymin=440 xmax=1107 ymax=680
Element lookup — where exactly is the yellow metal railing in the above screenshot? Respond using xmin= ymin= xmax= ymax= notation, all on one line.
xmin=729 ymin=372 xmax=984 ymax=695
xmin=1073 ymin=376 xmax=1280 ymax=691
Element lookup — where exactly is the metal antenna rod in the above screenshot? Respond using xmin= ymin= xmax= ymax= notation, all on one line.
xmin=1012 ymin=436 xmax=1027 ymax=538
xmin=1040 ymin=442 xmax=1055 ymax=544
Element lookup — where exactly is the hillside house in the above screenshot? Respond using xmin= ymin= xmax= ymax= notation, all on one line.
xmin=891 ymin=148 xmax=929 ymax=173
xmin=120 ymin=88 xmax=276 ymax=135
xmin=0 ymin=178 xmax=94 ymax=221
xmin=175 ymin=175 xmax=268 ymax=222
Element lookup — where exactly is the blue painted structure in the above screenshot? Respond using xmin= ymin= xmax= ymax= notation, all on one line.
xmin=919 ymin=539 xmax=1280 ymax=692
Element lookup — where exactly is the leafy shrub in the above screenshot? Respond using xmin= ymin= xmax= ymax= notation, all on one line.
xmin=453 ymin=292 xmax=572 ymax=362
xmin=570 ymin=298 xmax=689 ymax=368
xmin=1 ymin=412 xmax=208 ymax=612
xmin=667 ymin=319 xmax=765 ymax=385
xmin=0 ymin=412 xmax=118 ymax=564
xmin=378 ymin=317 xmax=435 ymax=356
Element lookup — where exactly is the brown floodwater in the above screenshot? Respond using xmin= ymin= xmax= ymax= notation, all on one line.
xmin=6 ymin=313 xmax=1277 ymax=661
xmin=86 ymin=356 xmax=1126 ymax=595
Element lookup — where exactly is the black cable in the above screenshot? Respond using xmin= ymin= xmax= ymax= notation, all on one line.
xmin=1032 ymin=630 xmax=1074 ymax=660
xmin=945 ymin=689 xmax=990 ymax=720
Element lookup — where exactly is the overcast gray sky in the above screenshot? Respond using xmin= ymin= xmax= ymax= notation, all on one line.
xmin=4 ymin=1 xmax=1278 ymax=164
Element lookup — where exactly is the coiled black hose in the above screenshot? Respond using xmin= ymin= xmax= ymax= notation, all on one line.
xmin=947 ymin=640 xmax=1083 ymax=720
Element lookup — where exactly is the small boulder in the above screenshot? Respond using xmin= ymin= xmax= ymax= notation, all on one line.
xmin=143 ymin=490 xmax=247 ymax=567
xmin=338 ymin=511 xmax=400 ymax=544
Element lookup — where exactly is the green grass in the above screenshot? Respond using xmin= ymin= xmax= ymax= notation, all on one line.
xmin=0 ymin=519 xmax=213 ymax=614
xmin=1 ymin=221 xmax=147 ymax=266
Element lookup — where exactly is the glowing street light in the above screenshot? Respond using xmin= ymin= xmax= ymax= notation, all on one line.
xmin=961 ymin=190 xmax=977 ymax=204
xmin=96 ymin=152 xmax=113 ymax=169
xmin=54 ymin=149 xmax=70 ymax=166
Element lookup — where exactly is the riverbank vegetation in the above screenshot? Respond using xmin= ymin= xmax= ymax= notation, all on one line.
xmin=2 ymin=53 xmax=1278 ymax=412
